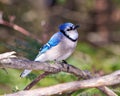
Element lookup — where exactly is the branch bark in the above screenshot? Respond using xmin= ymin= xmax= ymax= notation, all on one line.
xmin=6 ymin=70 xmax=120 ymax=96
xmin=0 ymin=57 xmax=87 ymax=78
xmin=0 ymin=51 xmax=16 ymax=60
xmin=0 ymin=52 xmax=118 ymax=96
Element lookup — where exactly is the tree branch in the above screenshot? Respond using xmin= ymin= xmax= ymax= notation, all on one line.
xmin=0 ymin=51 xmax=16 ymax=60
xmin=0 ymin=12 xmax=42 ymax=43
xmin=0 ymin=52 xmax=118 ymax=96
xmin=0 ymin=57 xmax=87 ymax=78
xmin=6 ymin=70 xmax=120 ymax=96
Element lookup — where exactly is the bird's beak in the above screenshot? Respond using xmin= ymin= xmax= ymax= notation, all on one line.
xmin=74 ymin=25 xmax=80 ymax=29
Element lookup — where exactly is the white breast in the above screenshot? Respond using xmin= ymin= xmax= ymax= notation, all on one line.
xmin=55 ymin=36 xmax=77 ymax=61
xmin=35 ymin=36 xmax=77 ymax=62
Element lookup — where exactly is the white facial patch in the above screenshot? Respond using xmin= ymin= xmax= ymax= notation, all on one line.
xmin=65 ymin=30 xmax=79 ymax=40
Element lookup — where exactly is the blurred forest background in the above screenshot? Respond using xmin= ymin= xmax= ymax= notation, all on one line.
xmin=0 ymin=0 xmax=120 ymax=95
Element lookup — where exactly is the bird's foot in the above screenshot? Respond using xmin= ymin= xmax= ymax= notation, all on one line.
xmin=62 ymin=60 xmax=68 ymax=64
xmin=61 ymin=60 xmax=70 ymax=72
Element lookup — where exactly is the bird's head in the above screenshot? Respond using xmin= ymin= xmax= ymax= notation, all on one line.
xmin=59 ymin=22 xmax=79 ymax=41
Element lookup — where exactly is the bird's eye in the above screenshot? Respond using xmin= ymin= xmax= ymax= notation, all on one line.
xmin=66 ymin=29 xmax=70 ymax=31
xmin=66 ymin=27 xmax=72 ymax=31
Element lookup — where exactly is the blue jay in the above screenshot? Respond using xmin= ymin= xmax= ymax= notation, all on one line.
xmin=20 ymin=22 xmax=79 ymax=77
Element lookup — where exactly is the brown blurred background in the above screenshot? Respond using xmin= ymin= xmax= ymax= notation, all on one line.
xmin=0 ymin=0 xmax=120 ymax=95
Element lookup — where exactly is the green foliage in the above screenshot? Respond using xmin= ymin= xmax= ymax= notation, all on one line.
xmin=77 ymin=42 xmax=97 ymax=55
xmin=114 ymin=87 xmax=120 ymax=95
xmin=26 ymin=73 xmax=37 ymax=81
xmin=72 ymin=88 xmax=105 ymax=96
xmin=113 ymin=0 xmax=120 ymax=6
xmin=12 ymin=86 xmax=20 ymax=92
xmin=57 ymin=0 xmax=67 ymax=4
xmin=4 ymin=37 xmax=41 ymax=60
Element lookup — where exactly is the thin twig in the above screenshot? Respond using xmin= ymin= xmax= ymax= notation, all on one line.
xmin=0 ymin=12 xmax=42 ymax=43
xmin=24 ymin=72 xmax=53 ymax=90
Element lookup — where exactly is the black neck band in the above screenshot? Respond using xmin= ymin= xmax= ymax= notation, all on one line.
xmin=60 ymin=30 xmax=77 ymax=42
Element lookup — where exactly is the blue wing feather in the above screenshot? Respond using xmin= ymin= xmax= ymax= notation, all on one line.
xmin=40 ymin=32 xmax=63 ymax=54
